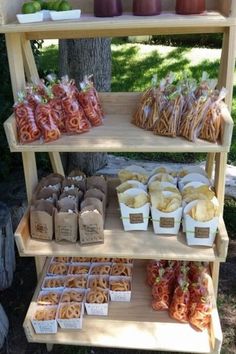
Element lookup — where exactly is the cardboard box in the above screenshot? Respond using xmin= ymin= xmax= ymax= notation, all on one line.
xmin=31 ymin=305 xmax=58 ymax=334
xmin=119 ymin=188 xmax=150 ymax=231
xmin=85 ymin=289 xmax=109 ymax=316
xmin=183 ymin=200 xmax=219 ymax=247
xmin=57 ymin=302 xmax=84 ymax=329
xmin=109 ymin=276 xmax=132 ymax=302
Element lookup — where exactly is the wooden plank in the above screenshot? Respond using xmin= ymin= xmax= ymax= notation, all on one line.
xmin=218 ymin=26 xmax=236 ymax=109
xmin=214 ymin=152 xmax=227 ymax=214
xmin=0 ymin=12 xmax=234 ymax=37
xmin=22 ymin=152 xmax=38 ymax=202
xmin=22 ymin=259 xmax=222 ymax=353
xmin=21 ymin=35 xmax=40 ymax=82
xmin=5 ymin=33 xmax=25 ymax=101
xmin=48 ymin=152 xmax=65 ymax=177
xmin=205 ymin=154 xmax=215 ymax=179
xmin=14 ymin=179 xmax=228 ymax=262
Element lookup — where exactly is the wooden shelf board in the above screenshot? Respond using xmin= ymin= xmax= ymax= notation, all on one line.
xmin=14 ymin=180 xmax=228 ymax=262
xmin=4 ymin=92 xmax=233 ymax=153
xmin=23 ymin=260 xmax=222 ymax=353
xmin=0 ymin=12 xmax=234 ymax=37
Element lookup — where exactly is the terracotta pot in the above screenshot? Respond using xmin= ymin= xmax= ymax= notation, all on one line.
xmin=94 ymin=0 xmax=123 ymax=17
xmin=133 ymin=0 xmax=161 ymax=16
xmin=176 ymin=0 xmax=205 ymax=15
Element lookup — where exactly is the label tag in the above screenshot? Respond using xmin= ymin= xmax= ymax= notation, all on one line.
xmin=160 ymin=217 xmax=175 ymax=228
xmin=195 ymin=227 xmax=210 ymax=239
xmin=129 ymin=213 xmax=144 ymax=224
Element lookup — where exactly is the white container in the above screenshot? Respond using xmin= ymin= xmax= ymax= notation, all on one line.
xmin=178 ymin=165 xmax=208 ymax=178
xmin=41 ymin=9 xmax=51 ymax=21
xmin=50 ymin=9 xmax=81 ymax=21
xmin=31 ymin=305 xmax=58 ymax=334
xmin=41 ymin=276 xmax=65 ymax=291
xmin=178 ymin=173 xmax=211 ymax=192
xmin=16 ymin=12 xmax=43 ymax=24
xmin=151 ymin=206 xmax=182 ymax=235
xmin=118 ymin=165 xmax=149 ymax=184
xmin=116 ymin=180 xmax=147 ymax=193
xmin=57 ymin=302 xmax=83 ymax=329
xmin=37 ymin=290 xmax=62 ymax=306
xmin=109 ymin=276 xmax=132 ymax=302
xmin=119 ymin=188 xmax=150 ymax=231
xmin=183 ymin=200 xmax=219 ymax=247
xmin=148 ymin=181 xmax=178 ymax=193
xmin=85 ymin=289 xmax=109 ymax=316
xmin=148 ymin=173 xmax=177 ymax=186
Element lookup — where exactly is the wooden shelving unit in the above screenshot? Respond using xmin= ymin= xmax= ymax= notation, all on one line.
xmin=24 ymin=259 xmax=222 ymax=354
xmin=1 ymin=0 xmax=235 ymax=353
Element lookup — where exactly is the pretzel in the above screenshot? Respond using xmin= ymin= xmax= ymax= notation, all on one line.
xmin=71 ymin=257 xmax=91 ymax=263
xmin=37 ymin=292 xmax=61 ymax=305
xmin=53 ymin=257 xmax=71 ymax=263
xmin=112 ymin=258 xmax=132 ymax=264
xmin=110 ymin=279 xmax=130 ymax=291
xmin=86 ymin=289 xmax=108 ymax=304
xmin=59 ymin=304 xmax=81 ymax=319
xmin=90 ymin=265 xmax=111 ymax=275
xmin=88 ymin=277 xmax=108 ymax=289
xmin=68 ymin=265 xmax=90 ymax=275
xmin=61 ymin=290 xmax=84 ymax=303
xmin=34 ymin=308 xmax=56 ymax=321
xmin=91 ymin=257 xmax=111 ymax=263
xmin=111 ymin=264 xmax=132 ymax=277
xmin=65 ymin=276 xmax=87 ymax=288
xmin=43 ymin=277 xmax=64 ymax=288
xmin=48 ymin=262 xmax=68 ymax=276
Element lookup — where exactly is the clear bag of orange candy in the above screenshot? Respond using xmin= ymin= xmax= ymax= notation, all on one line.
xmin=77 ymin=75 xmax=104 ymax=127
xmin=35 ymin=101 xmax=61 ymax=143
xmin=62 ymin=94 xmax=90 ymax=134
xmin=151 ymin=266 xmax=175 ymax=311
xmin=14 ymin=93 xmax=41 ymax=144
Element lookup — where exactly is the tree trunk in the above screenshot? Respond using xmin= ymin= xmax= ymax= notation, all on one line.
xmin=59 ymin=38 xmax=111 ymax=176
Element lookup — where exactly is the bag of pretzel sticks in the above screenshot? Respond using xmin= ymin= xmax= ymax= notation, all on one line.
xmin=194 ymin=72 xmax=218 ymax=99
xmin=153 ymin=89 xmax=184 ymax=138
xmin=199 ymin=88 xmax=227 ymax=143
xmin=178 ymin=95 xmax=212 ymax=142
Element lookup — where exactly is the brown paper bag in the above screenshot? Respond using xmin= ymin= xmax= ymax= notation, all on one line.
xmin=63 ymin=177 xmax=86 ymax=192
xmin=84 ymin=189 xmax=106 ymax=214
xmin=79 ymin=207 xmax=104 ymax=245
xmin=80 ymin=198 xmax=103 ymax=218
xmin=30 ymin=200 xmax=55 ymax=240
xmin=55 ymin=198 xmax=78 ymax=242
xmin=86 ymin=176 xmax=107 ymax=195
xmin=33 ymin=188 xmax=58 ymax=205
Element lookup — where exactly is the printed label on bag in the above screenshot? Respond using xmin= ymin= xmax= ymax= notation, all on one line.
xmin=160 ymin=217 xmax=175 ymax=228
xmin=58 ymin=226 xmax=72 ymax=237
xmin=195 ymin=227 xmax=210 ymax=239
xmin=35 ymin=223 xmax=48 ymax=235
xmin=129 ymin=213 xmax=144 ymax=224
xmin=83 ymin=224 xmax=99 ymax=236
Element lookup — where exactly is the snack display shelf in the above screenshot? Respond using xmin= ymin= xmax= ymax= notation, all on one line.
xmin=14 ymin=179 xmax=229 ymax=262
xmin=0 ymin=12 xmax=235 ymax=39
xmin=23 ymin=259 xmax=222 ymax=354
xmin=4 ymin=93 xmax=233 ymax=153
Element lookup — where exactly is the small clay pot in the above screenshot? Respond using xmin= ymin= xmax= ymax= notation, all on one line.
xmin=94 ymin=0 xmax=123 ymax=17
xmin=176 ymin=0 xmax=205 ymax=15
xmin=133 ymin=0 xmax=161 ymax=16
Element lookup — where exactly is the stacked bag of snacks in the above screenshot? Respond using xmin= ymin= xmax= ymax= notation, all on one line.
xmin=116 ymin=164 xmax=220 ymax=247
xmin=132 ymin=72 xmax=227 ymax=143
xmin=14 ymin=75 xmax=103 ymax=144
xmin=146 ymin=259 xmax=212 ymax=332
xmin=30 ymin=171 xmax=107 ymax=245
xmin=31 ymin=257 xmax=133 ymax=333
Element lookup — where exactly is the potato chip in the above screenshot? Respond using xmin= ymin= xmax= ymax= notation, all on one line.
xmin=116 ymin=182 xmax=135 ymax=193
xmin=151 ymin=173 xmax=173 ymax=183
xmin=182 ymin=185 xmax=215 ymax=203
xmin=118 ymin=192 xmax=148 ymax=208
xmin=151 ymin=191 xmax=181 ymax=212
xmin=188 ymin=200 xmax=219 ymax=222
xmin=118 ymin=169 xmax=148 ymax=183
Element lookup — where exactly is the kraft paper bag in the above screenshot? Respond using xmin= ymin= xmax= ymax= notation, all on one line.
xmin=30 ymin=200 xmax=55 ymax=241
xmin=80 ymin=198 xmax=103 ymax=219
xmin=84 ymin=189 xmax=106 ymax=214
xmin=55 ymin=197 xmax=78 ymax=243
xmin=79 ymin=206 xmax=104 ymax=245
xmin=86 ymin=176 xmax=107 ymax=195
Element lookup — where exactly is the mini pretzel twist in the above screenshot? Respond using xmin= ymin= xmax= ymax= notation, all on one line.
xmin=86 ymin=289 xmax=108 ymax=304
xmin=48 ymin=262 xmax=68 ymax=275
xmin=59 ymin=304 xmax=81 ymax=319
xmin=65 ymin=276 xmax=87 ymax=288
xmin=110 ymin=279 xmax=130 ymax=291
xmin=90 ymin=265 xmax=111 ymax=275
xmin=61 ymin=290 xmax=84 ymax=303
xmin=111 ymin=264 xmax=132 ymax=277
xmin=44 ymin=277 xmax=64 ymax=288
xmin=34 ymin=308 xmax=56 ymax=321
xmin=88 ymin=277 xmax=108 ymax=289
xmin=37 ymin=292 xmax=60 ymax=305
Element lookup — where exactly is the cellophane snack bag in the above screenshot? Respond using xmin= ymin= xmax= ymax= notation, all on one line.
xmin=14 ymin=92 xmax=41 ymax=144
xmin=77 ymin=75 xmax=104 ymax=127
xmin=35 ymin=101 xmax=61 ymax=143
